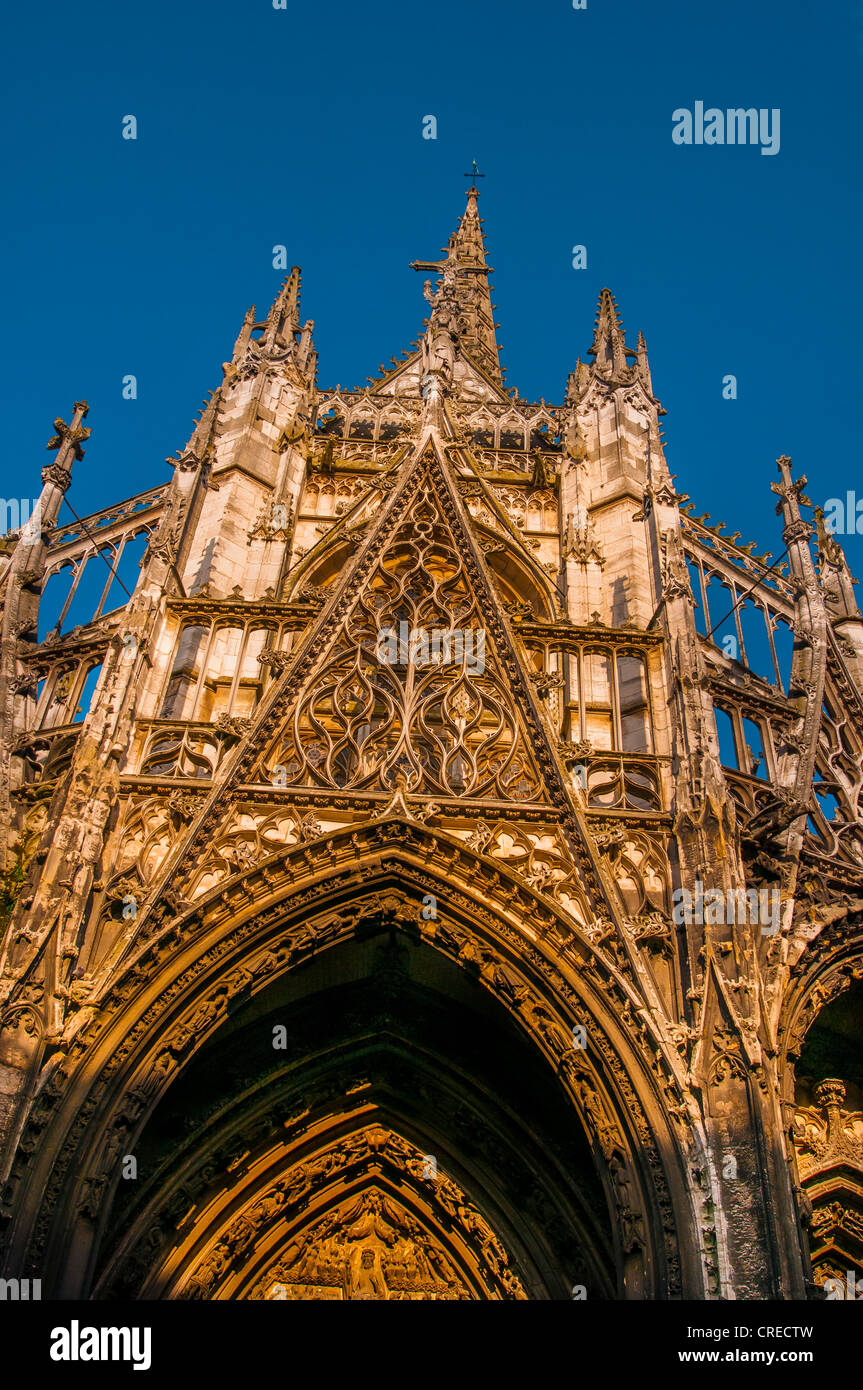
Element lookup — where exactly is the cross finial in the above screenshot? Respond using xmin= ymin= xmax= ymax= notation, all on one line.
xmin=463 ymin=159 xmax=485 ymax=186
xmin=770 ymin=455 xmax=812 ymax=520
xmin=42 ymin=400 xmax=90 ymax=494
xmin=45 ymin=402 xmax=90 ymax=460
xmin=776 ymin=454 xmax=793 ymax=486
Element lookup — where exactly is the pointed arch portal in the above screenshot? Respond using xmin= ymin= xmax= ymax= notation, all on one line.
xmin=94 ymin=931 xmax=613 ymax=1301
xmin=4 ymin=824 xmax=691 ymax=1300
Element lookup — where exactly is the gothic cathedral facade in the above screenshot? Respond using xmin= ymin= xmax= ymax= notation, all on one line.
xmin=1 ymin=187 xmax=862 ymax=1300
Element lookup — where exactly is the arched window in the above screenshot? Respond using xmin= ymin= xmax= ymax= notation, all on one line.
xmin=582 ymin=650 xmax=613 ymax=750
xmin=160 ymin=624 xmax=207 ymax=719
xmin=617 ymin=653 xmax=652 ymax=753
xmin=567 ymin=646 xmax=654 ymax=753
xmin=713 ymin=705 xmax=738 ymax=769
xmin=741 ymin=716 xmax=768 ymax=779
xmin=72 ymin=662 xmax=103 ymax=723
xmin=201 ymin=625 xmax=245 ymax=721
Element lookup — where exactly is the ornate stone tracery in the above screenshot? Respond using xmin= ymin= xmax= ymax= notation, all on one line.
xmin=166 ymin=1131 xmax=528 ymax=1302
xmin=2 ymin=187 xmax=862 ymax=1305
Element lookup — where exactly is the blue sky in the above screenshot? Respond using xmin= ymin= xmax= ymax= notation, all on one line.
xmin=3 ymin=0 xmax=861 ymax=569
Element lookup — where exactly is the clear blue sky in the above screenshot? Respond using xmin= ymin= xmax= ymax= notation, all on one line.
xmin=3 ymin=0 xmax=861 ymax=568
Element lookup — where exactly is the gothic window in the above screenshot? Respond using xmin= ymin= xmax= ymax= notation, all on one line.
xmin=686 ymin=557 xmax=708 ymax=636
xmin=237 ymin=627 xmax=275 ymax=710
xmin=60 ymin=545 xmax=118 ymax=632
xmin=702 ymin=572 xmax=738 ymax=656
xmin=97 ymin=528 xmax=149 ymax=617
xmin=617 ymin=653 xmax=652 ymax=753
xmin=379 ymin=416 xmax=403 ymax=441
xmin=812 ymin=769 xmax=839 ymax=823
xmin=741 ymin=716 xmax=768 ymax=779
xmin=159 ymin=620 xmax=286 ymax=726
xmin=529 ymin=429 xmax=554 ymax=451
xmin=38 ymin=560 xmax=77 ymax=640
xmin=524 ymin=494 xmax=546 ymax=530
xmin=686 ymin=546 xmax=796 ymax=690
xmin=160 ymin=624 xmax=207 ymax=719
xmin=772 ymin=617 xmax=794 ymax=692
xmin=737 ymin=601 xmax=776 ymax=683
xmin=348 ymin=415 xmax=374 ymax=440
xmin=199 ymin=625 xmax=246 ymax=722
xmin=713 ymin=704 xmax=772 ymax=780
xmin=40 ymin=667 xmax=76 ymax=729
xmin=524 ymin=644 xmax=545 ymax=675
xmin=316 ymin=409 xmax=344 ymax=437
xmin=72 ymin=662 xmax=103 ymax=723
xmin=34 ymin=658 xmax=105 ymax=730
xmin=713 ymin=705 xmax=738 ymax=769
xmin=500 ymin=428 xmax=525 ymax=450
xmin=791 ymin=988 xmax=863 ymax=1293
xmin=581 ymin=649 xmax=614 ymax=750
xmin=566 ymin=646 xmax=653 ymax=753
xmin=317 ymin=484 xmax=336 ymax=516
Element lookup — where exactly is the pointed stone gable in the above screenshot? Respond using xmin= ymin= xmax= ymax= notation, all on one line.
xmin=129 ymin=431 xmax=621 ymax=942
xmin=253 ymin=440 xmax=547 ymax=802
xmin=168 ymin=430 xmax=584 ymax=826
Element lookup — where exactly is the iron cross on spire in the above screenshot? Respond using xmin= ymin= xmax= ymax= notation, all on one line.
xmin=463 ymin=159 xmax=485 ymax=186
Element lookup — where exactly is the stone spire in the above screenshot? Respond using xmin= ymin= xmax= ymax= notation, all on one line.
xmin=181 ymin=262 xmax=318 ymax=602
xmin=636 ymin=330 xmax=654 ymax=397
xmin=229 ymin=303 xmax=257 ymax=367
xmin=566 ymin=288 xmax=642 ymax=404
xmin=588 ymin=287 xmax=633 ymax=382
xmin=260 ymin=267 xmax=301 ymax=350
xmin=40 ymin=402 xmax=91 ymax=522
xmin=771 ymin=455 xmax=817 ymax=593
xmin=769 ymin=456 xmax=828 ymax=843
xmin=411 ymin=185 xmax=503 ymax=388
xmin=814 ymin=505 xmax=863 ymax=690
xmin=0 ymin=402 xmax=91 ymax=866
xmin=445 ymin=185 xmax=501 ymax=384
xmin=223 ymin=267 xmax=316 ymax=382
xmin=814 ymin=506 xmax=860 ymax=621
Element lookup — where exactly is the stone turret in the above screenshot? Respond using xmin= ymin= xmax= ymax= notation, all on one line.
xmin=177 ymin=269 xmax=318 ymax=604
xmin=560 ymin=288 xmax=665 ymax=628
xmin=0 ymin=402 xmax=90 ymax=868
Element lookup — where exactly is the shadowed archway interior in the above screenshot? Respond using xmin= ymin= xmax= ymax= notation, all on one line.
xmin=790 ymin=984 xmax=863 ymax=1291
xmin=92 ymin=926 xmax=616 ymax=1300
